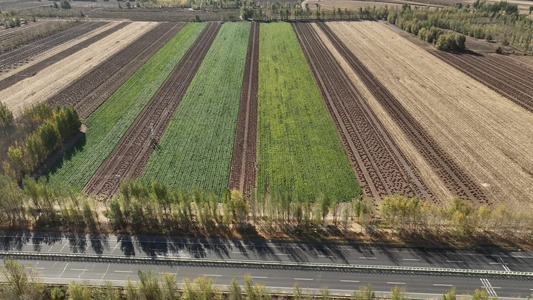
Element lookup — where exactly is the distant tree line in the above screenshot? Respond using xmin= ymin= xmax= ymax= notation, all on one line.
xmin=0 ymin=259 xmax=507 ymax=300
xmin=1 ymin=103 xmax=81 ymax=182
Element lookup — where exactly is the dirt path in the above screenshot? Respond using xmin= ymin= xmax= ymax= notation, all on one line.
xmin=293 ymin=23 xmax=434 ymax=202
xmin=229 ymin=22 xmax=259 ymax=197
xmin=0 ymin=22 xmax=129 ymax=91
xmin=46 ymin=22 xmax=185 ymax=120
xmin=430 ymin=51 xmax=533 ymax=113
xmin=0 ymin=22 xmax=157 ymax=116
xmin=320 ymin=22 xmax=485 ymax=203
xmin=84 ymin=22 xmax=222 ymax=197
xmin=328 ymin=21 xmax=533 ymax=207
xmin=0 ymin=22 xmax=103 ymax=71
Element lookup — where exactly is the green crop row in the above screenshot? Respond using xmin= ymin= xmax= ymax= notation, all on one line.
xmin=48 ymin=23 xmax=206 ymax=190
xmin=257 ymin=23 xmax=361 ymax=202
xmin=141 ymin=22 xmax=250 ymax=193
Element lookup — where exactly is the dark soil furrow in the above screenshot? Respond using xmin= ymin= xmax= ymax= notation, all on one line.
xmin=0 ymin=22 xmax=129 ymax=91
xmin=228 ymin=22 xmax=259 ymax=198
xmin=0 ymin=21 xmax=106 ymax=71
xmin=318 ymin=22 xmax=485 ymax=203
xmin=46 ymin=22 xmax=185 ymax=120
xmin=84 ymin=22 xmax=222 ymax=197
xmin=294 ymin=23 xmax=433 ymax=202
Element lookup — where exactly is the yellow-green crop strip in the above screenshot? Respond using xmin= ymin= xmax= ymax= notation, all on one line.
xmin=257 ymin=23 xmax=360 ymax=202
xmin=48 ymin=23 xmax=206 ymax=190
xmin=141 ymin=23 xmax=250 ymax=193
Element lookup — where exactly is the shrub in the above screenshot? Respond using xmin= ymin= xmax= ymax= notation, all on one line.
xmin=436 ymin=32 xmax=466 ymax=51
xmin=60 ymin=0 xmax=71 ymax=9
xmin=0 ymin=102 xmax=14 ymax=134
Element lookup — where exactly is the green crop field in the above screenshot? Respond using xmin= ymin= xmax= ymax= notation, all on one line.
xmin=48 ymin=23 xmax=206 ymax=190
xmin=141 ymin=22 xmax=250 ymax=193
xmin=257 ymin=23 xmax=360 ymax=202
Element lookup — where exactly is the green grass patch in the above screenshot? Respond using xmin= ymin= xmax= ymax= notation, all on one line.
xmin=141 ymin=22 xmax=250 ymax=193
xmin=48 ymin=23 xmax=206 ymax=190
xmin=257 ymin=23 xmax=360 ymax=202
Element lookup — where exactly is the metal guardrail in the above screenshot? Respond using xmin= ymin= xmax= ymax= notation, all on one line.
xmin=1 ymin=251 xmax=532 ymax=278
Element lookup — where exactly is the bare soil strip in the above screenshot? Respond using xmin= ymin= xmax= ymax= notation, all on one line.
xmin=84 ymin=22 xmax=222 ymax=197
xmin=328 ymin=21 xmax=533 ymax=207
xmin=0 ymin=22 xmax=129 ymax=91
xmin=46 ymin=22 xmax=185 ymax=120
xmin=0 ymin=22 xmax=105 ymax=71
xmin=318 ymin=22 xmax=485 ymax=203
xmin=0 ymin=22 xmax=156 ymax=116
xmin=293 ymin=23 xmax=432 ymax=201
xmin=430 ymin=51 xmax=533 ymax=113
xmin=228 ymin=22 xmax=259 ymax=197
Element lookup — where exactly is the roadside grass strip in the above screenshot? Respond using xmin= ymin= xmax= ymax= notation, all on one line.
xmin=141 ymin=22 xmax=250 ymax=192
xmin=47 ymin=23 xmax=206 ymax=190
xmin=257 ymin=23 xmax=360 ymax=202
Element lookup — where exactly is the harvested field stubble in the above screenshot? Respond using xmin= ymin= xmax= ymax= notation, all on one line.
xmin=229 ymin=22 xmax=259 ymax=196
xmin=320 ymin=22 xmax=485 ymax=203
xmin=257 ymin=23 xmax=360 ymax=202
xmin=430 ymin=51 xmax=533 ymax=113
xmin=47 ymin=23 xmax=206 ymax=191
xmin=86 ymin=22 xmax=223 ymax=196
xmin=0 ymin=22 xmax=129 ymax=91
xmin=326 ymin=21 xmax=533 ymax=206
xmin=141 ymin=22 xmax=249 ymax=193
xmin=293 ymin=23 xmax=434 ymax=202
xmin=47 ymin=22 xmax=185 ymax=120
xmin=0 ymin=21 xmax=103 ymax=71
xmin=0 ymin=22 xmax=156 ymax=116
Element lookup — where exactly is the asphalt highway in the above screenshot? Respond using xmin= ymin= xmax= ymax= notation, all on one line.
xmin=0 ymin=231 xmax=531 ymax=298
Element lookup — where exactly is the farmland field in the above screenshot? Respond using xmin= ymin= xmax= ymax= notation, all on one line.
xmin=257 ymin=23 xmax=360 ymax=202
xmin=140 ymin=22 xmax=250 ymax=193
xmin=324 ymin=21 xmax=533 ymax=206
xmin=47 ymin=23 xmax=205 ymax=190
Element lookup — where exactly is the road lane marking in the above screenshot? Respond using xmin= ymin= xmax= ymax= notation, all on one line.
xmin=318 ymin=255 xmax=332 ymax=258
xmin=204 ymin=274 xmax=222 ymax=277
xmin=498 ymin=257 xmax=511 ymax=271
xmin=251 ymin=276 xmax=268 ymax=279
xmin=114 ymin=270 xmax=133 ymax=273
xmin=359 ymin=257 xmax=377 ymax=259
xmin=70 ymin=269 xmax=88 ymax=271
xmin=58 ymin=263 xmax=69 ymax=278
xmin=445 ymin=260 xmax=463 ymax=263
xmin=480 ymin=278 xmax=498 ymax=298
xmin=275 ymin=253 xmax=290 ymax=256
xmin=232 ymin=251 xmax=244 ymax=254
xmin=402 ymin=258 xmax=420 ymax=261
xmin=433 ymin=284 xmax=453 ymax=287
xmin=387 ymin=282 xmax=406 ymax=285
xmin=340 ymin=280 xmax=359 ymax=283
xmin=294 ymin=278 xmax=313 ymax=281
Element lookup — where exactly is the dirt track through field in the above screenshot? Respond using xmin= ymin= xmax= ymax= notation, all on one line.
xmin=0 ymin=22 xmax=156 ymax=116
xmin=0 ymin=22 xmax=129 ymax=91
xmin=318 ymin=22 xmax=485 ymax=203
xmin=84 ymin=22 xmax=222 ymax=197
xmin=328 ymin=21 xmax=533 ymax=206
xmin=228 ymin=22 xmax=259 ymax=197
xmin=293 ymin=23 xmax=433 ymax=201
xmin=46 ymin=22 xmax=185 ymax=120
xmin=0 ymin=21 xmax=104 ymax=71
xmin=430 ymin=51 xmax=533 ymax=113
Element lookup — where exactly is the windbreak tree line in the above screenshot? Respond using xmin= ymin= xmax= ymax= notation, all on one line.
xmin=1 ymin=103 xmax=81 ymax=182
xmin=0 ymin=259 xmax=504 ymax=300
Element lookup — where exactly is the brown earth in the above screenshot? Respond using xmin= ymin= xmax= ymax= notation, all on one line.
xmin=326 ymin=21 xmax=533 ymax=207
xmin=228 ymin=22 xmax=259 ymax=197
xmin=0 ymin=21 xmax=101 ymax=71
xmin=429 ymin=50 xmax=533 ymax=113
xmin=84 ymin=22 xmax=222 ymax=197
xmin=0 ymin=22 xmax=156 ymax=116
xmin=293 ymin=22 xmax=435 ymax=202
xmin=0 ymin=22 xmax=128 ymax=91
xmin=319 ymin=22 xmax=486 ymax=203
xmin=46 ymin=22 xmax=185 ymax=120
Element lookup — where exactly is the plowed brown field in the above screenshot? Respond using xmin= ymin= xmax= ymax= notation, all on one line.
xmin=46 ymin=22 xmax=185 ymax=120
xmin=228 ymin=22 xmax=259 ymax=197
xmin=0 ymin=22 xmax=157 ymax=116
xmin=430 ymin=51 xmax=533 ymax=113
xmin=293 ymin=23 xmax=434 ymax=202
xmin=326 ymin=21 xmax=533 ymax=206
xmin=0 ymin=22 xmax=129 ymax=91
xmin=84 ymin=22 xmax=222 ymax=197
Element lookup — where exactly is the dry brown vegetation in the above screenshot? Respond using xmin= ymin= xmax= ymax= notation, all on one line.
xmin=325 ymin=21 xmax=533 ymax=208
xmin=0 ymin=22 xmax=157 ymax=116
